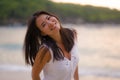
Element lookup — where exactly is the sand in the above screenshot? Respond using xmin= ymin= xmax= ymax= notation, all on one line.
xmin=1 ymin=70 xmax=120 ymax=80
xmin=0 ymin=70 xmax=31 ymax=80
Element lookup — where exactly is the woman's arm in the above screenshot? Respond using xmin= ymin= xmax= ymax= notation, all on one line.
xmin=74 ymin=65 xmax=79 ymax=80
xmin=32 ymin=47 xmax=51 ymax=80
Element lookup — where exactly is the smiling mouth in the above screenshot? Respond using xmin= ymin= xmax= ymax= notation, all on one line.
xmin=51 ymin=26 xmax=56 ymax=31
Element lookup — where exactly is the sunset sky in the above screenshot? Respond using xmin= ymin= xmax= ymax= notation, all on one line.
xmin=51 ymin=0 xmax=120 ymax=10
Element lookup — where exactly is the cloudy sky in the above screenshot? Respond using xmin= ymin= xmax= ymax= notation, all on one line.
xmin=51 ymin=0 xmax=120 ymax=10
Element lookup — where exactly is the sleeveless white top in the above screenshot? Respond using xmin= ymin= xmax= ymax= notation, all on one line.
xmin=41 ymin=42 xmax=79 ymax=80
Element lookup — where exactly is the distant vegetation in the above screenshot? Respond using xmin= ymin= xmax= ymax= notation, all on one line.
xmin=0 ymin=0 xmax=120 ymax=25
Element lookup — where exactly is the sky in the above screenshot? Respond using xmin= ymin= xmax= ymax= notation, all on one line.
xmin=51 ymin=0 xmax=120 ymax=10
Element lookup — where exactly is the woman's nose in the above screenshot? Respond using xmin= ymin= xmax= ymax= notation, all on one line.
xmin=47 ymin=20 xmax=55 ymax=27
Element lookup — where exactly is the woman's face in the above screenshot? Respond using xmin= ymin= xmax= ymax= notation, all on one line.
xmin=36 ymin=14 xmax=61 ymax=36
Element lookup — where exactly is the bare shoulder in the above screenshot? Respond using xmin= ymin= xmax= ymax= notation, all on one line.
xmin=32 ymin=45 xmax=51 ymax=78
xmin=35 ymin=45 xmax=51 ymax=63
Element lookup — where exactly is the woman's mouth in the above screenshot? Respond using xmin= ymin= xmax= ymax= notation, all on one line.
xmin=51 ymin=26 xmax=56 ymax=31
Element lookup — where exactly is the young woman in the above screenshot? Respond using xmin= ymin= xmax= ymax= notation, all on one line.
xmin=24 ymin=11 xmax=79 ymax=80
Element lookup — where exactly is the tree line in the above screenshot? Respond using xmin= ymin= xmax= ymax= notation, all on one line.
xmin=0 ymin=0 xmax=120 ymax=25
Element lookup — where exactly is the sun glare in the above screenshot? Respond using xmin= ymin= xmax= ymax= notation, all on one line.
xmin=51 ymin=0 xmax=120 ymax=10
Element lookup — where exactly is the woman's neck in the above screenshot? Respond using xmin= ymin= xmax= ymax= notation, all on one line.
xmin=50 ymin=31 xmax=62 ymax=44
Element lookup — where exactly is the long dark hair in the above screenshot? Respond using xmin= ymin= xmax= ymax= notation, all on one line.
xmin=23 ymin=11 xmax=77 ymax=66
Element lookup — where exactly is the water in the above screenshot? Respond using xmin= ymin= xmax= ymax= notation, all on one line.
xmin=0 ymin=24 xmax=120 ymax=80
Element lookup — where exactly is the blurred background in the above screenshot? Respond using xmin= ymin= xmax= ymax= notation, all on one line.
xmin=0 ymin=0 xmax=120 ymax=80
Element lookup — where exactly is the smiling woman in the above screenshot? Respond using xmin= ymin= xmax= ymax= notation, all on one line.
xmin=23 ymin=11 xmax=80 ymax=80
xmin=35 ymin=14 xmax=60 ymax=36
xmin=51 ymin=0 xmax=120 ymax=10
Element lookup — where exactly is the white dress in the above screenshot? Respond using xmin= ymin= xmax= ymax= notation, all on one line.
xmin=41 ymin=42 xmax=79 ymax=80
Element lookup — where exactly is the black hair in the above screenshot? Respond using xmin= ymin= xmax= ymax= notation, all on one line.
xmin=23 ymin=11 xmax=77 ymax=66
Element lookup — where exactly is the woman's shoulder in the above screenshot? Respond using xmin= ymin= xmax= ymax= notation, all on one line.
xmin=39 ymin=43 xmax=48 ymax=49
xmin=38 ymin=44 xmax=53 ymax=63
xmin=36 ymin=44 xmax=51 ymax=61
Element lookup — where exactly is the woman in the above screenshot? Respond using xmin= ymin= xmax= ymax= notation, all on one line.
xmin=24 ymin=11 xmax=79 ymax=80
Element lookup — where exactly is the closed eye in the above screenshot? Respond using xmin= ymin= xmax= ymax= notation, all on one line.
xmin=42 ymin=22 xmax=46 ymax=27
xmin=48 ymin=16 xmax=51 ymax=20
xmin=41 ymin=16 xmax=50 ymax=28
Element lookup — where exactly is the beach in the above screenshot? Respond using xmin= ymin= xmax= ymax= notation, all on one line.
xmin=0 ymin=24 xmax=120 ymax=80
xmin=0 ymin=70 xmax=31 ymax=80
